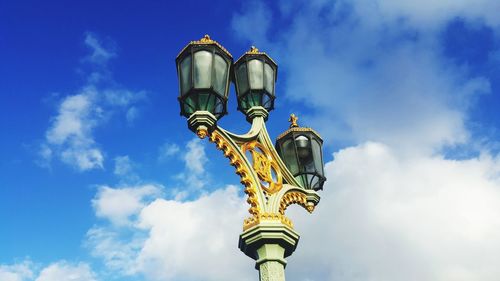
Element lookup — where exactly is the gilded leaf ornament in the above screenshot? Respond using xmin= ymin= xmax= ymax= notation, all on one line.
xmin=241 ymin=140 xmax=283 ymax=195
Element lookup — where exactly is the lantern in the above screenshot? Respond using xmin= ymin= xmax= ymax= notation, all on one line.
xmin=176 ymin=35 xmax=233 ymax=119
xmin=233 ymin=46 xmax=277 ymax=114
xmin=275 ymin=114 xmax=326 ymax=190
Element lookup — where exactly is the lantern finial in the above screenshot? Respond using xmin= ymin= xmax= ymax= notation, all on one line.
xmin=289 ymin=114 xmax=299 ymax=128
xmin=201 ymin=34 xmax=212 ymax=42
xmin=249 ymin=46 xmax=259 ymax=53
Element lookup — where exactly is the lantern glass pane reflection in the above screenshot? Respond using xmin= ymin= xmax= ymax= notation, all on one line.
xmin=248 ymin=59 xmax=264 ymax=89
xmin=264 ymin=63 xmax=274 ymax=94
xmin=180 ymin=56 xmax=191 ymax=95
xmin=193 ymin=51 xmax=212 ymax=88
xmin=213 ymin=55 xmax=228 ymax=95
xmin=236 ymin=64 xmax=249 ymax=94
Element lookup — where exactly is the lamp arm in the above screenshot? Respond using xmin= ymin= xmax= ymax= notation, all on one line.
xmin=271 ymin=184 xmax=320 ymax=214
xmin=219 ymin=116 xmax=263 ymax=144
xmin=207 ymin=123 xmax=267 ymax=228
xmin=200 ymin=108 xmax=320 ymax=230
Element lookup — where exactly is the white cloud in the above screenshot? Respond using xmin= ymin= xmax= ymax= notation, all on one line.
xmin=92 ymin=184 xmax=162 ymax=226
xmin=84 ymin=32 xmax=115 ymax=65
xmin=286 ymin=142 xmax=500 ymax=281
xmin=113 ymin=155 xmax=140 ymax=182
xmin=40 ymin=32 xmax=146 ymax=171
xmin=158 ymin=142 xmax=180 ymax=161
xmin=0 ymin=261 xmax=33 ymax=281
xmin=135 ymin=186 xmax=251 ymax=281
xmin=232 ymin=0 xmax=493 ymax=154
xmin=0 ymin=261 xmax=96 ymax=281
xmin=86 ymin=226 xmax=144 ymax=276
xmin=104 ymin=89 xmax=146 ymax=108
xmin=46 ymin=92 xmax=94 ymax=145
xmin=183 ymin=138 xmax=207 ymax=175
xmin=126 ymin=106 xmax=139 ymax=123
xmin=86 ymin=143 xmax=500 ymax=281
xmin=174 ymin=138 xmax=209 ymax=191
xmin=44 ymin=88 xmax=104 ymax=171
xmin=346 ymin=0 xmax=500 ymax=29
xmin=231 ymin=0 xmax=271 ymax=44
xmin=35 ymin=262 xmax=96 ymax=281
xmin=113 ymin=155 xmax=133 ymax=177
xmin=87 ymin=185 xmax=253 ymax=281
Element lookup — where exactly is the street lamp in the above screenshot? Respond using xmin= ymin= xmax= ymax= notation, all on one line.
xmin=175 ymin=35 xmax=326 ymax=281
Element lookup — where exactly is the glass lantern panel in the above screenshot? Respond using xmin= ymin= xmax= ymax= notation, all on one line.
xmin=198 ymin=92 xmax=217 ymax=112
xmin=282 ymin=139 xmax=299 ymax=175
xmin=264 ymin=63 xmax=274 ymax=95
xmin=244 ymin=92 xmax=263 ymax=109
xmin=215 ymin=100 xmax=223 ymax=114
xmin=183 ymin=92 xmax=219 ymax=115
xmin=236 ymin=63 xmax=249 ymax=94
xmin=295 ymin=135 xmax=313 ymax=166
xmin=248 ymin=59 xmax=264 ymax=90
xmin=306 ymin=173 xmax=314 ymax=187
xmin=183 ymin=95 xmax=196 ymax=116
xmin=193 ymin=50 xmax=212 ymax=89
xmin=303 ymin=158 xmax=315 ymax=173
xmin=180 ymin=55 xmax=191 ymax=95
xmin=262 ymin=93 xmax=271 ymax=109
xmin=295 ymin=175 xmax=307 ymax=188
xmin=312 ymin=139 xmax=324 ymax=176
xmin=309 ymin=174 xmax=319 ymax=190
xmin=213 ymin=54 xmax=228 ymax=96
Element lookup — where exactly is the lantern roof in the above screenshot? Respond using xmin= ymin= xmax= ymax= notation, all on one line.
xmin=276 ymin=114 xmax=322 ymax=141
xmin=235 ymin=46 xmax=277 ymax=67
xmin=176 ymin=34 xmax=232 ymax=60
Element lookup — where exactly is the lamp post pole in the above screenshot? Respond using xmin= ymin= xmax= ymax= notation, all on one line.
xmin=176 ymin=35 xmax=326 ymax=281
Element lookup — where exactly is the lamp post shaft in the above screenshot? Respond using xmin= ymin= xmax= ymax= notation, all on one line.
xmin=257 ymin=244 xmax=286 ymax=281
xmin=239 ymin=220 xmax=300 ymax=281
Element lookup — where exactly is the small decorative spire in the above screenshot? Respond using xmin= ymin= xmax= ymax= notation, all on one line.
xmin=289 ymin=114 xmax=299 ymax=128
xmin=200 ymin=34 xmax=213 ymax=43
xmin=182 ymin=34 xmax=232 ymax=58
xmin=248 ymin=46 xmax=259 ymax=53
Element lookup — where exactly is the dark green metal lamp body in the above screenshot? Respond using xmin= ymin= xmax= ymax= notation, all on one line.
xmin=176 ymin=35 xmax=233 ymax=119
xmin=233 ymin=47 xmax=277 ymax=114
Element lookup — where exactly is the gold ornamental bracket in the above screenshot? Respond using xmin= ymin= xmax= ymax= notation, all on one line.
xmin=196 ymin=107 xmax=320 ymax=231
xmin=241 ymin=140 xmax=283 ymax=195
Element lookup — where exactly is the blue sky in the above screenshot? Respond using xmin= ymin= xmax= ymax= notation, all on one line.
xmin=1 ymin=0 xmax=500 ymax=280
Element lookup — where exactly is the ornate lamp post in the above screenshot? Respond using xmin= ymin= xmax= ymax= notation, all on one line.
xmin=175 ymin=35 xmax=326 ymax=281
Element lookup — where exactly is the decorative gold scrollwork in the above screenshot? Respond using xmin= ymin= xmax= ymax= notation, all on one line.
xmin=279 ymin=191 xmax=315 ymax=215
xmin=207 ymin=132 xmax=311 ymax=231
xmin=244 ymin=212 xmax=294 ymax=230
xmin=208 ymin=131 xmax=261 ymax=229
xmin=241 ymin=140 xmax=283 ymax=195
